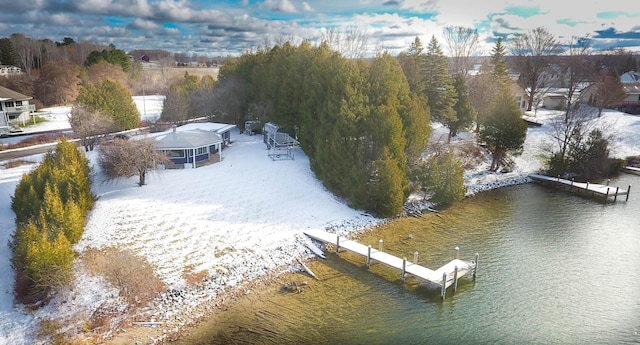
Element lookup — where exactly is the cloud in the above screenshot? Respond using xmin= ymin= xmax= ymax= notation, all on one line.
xmin=594 ymin=27 xmax=640 ymax=40
xmin=261 ymin=0 xmax=298 ymax=13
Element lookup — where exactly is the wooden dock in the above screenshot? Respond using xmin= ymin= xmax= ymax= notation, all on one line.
xmin=529 ymin=174 xmax=631 ymax=201
xmin=623 ymin=166 xmax=640 ymax=176
xmin=303 ymin=229 xmax=478 ymax=298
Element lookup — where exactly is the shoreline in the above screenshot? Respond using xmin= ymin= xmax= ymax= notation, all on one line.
xmin=101 ymin=173 xmax=534 ymax=345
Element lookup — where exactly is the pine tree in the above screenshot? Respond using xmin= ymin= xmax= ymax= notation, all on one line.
xmin=76 ymin=80 xmax=139 ymax=130
xmin=367 ymin=148 xmax=406 ymax=217
xmin=480 ymin=89 xmax=528 ymax=171
xmin=445 ymin=74 xmax=476 ymax=141
xmin=424 ymin=36 xmax=457 ymax=124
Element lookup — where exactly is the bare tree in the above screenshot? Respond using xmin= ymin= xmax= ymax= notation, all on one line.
xmin=511 ymin=27 xmax=564 ymax=111
xmin=321 ymin=26 xmax=369 ymax=58
xmin=161 ymin=87 xmax=190 ymax=123
xmin=10 ymin=33 xmax=36 ymax=76
xmin=36 ymin=61 xmax=82 ymax=106
xmin=69 ymin=105 xmax=115 ymax=151
xmin=548 ymin=103 xmax=598 ymax=165
xmin=562 ymin=35 xmax=594 ymax=123
xmin=98 ymin=138 xmax=169 ymax=186
xmin=442 ymin=26 xmax=480 ymax=77
xmin=85 ymin=60 xmax=132 ymax=89
xmin=468 ymin=61 xmax=500 ymax=132
xmin=211 ymin=76 xmax=247 ymax=128
xmin=585 ymin=71 xmax=626 ymax=117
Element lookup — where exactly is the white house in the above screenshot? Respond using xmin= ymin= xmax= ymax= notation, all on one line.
xmin=0 ymin=85 xmax=36 ymax=134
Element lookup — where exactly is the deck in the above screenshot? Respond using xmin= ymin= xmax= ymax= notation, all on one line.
xmin=529 ymin=174 xmax=631 ymax=201
xmin=303 ymin=229 xmax=478 ymax=298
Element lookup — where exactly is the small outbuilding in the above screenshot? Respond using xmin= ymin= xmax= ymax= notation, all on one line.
xmin=154 ymin=126 xmax=223 ymax=168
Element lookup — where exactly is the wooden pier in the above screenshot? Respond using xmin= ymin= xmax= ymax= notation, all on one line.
xmin=623 ymin=166 xmax=640 ymax=176
xmin=303 ymin=229 xmax=478 ymax=299
xmin=529 ymin=174 xmax=631 ymax=201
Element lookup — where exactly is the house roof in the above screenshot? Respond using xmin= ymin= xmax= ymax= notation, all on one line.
xmin=154 ymin=128 xmax=223 ymax=150
xmin=178 ymin=122 xmax=237 ymax=134
xmin=0 ymin=85 xmax=31 ymax=101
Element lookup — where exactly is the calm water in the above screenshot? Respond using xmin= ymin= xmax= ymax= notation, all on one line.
xmin=177 ymin=174 xmax=640 ymax=345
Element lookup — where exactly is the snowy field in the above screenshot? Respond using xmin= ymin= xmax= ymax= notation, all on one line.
xmin=1 ymin=98 xmax=639 ymax=344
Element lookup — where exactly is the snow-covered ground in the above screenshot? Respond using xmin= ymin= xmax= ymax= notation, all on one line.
xmin=0 ymin=99 xmax=639 ymax=344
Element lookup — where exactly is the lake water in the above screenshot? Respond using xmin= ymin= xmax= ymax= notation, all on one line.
xmin=175 ymin=174 xmax=640 ymax=345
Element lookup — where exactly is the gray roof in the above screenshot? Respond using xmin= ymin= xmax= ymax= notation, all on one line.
xmin=154 ymin=128 xmax=223 ymax=149
xmin=0 ymin=85 xmax=31 ymax=100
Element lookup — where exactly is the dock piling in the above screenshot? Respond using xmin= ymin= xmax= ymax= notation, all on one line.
xmin=413 ymin=251 xmax=419 ymax=264
xmin=336 ymin=235 xmax=340 ymax=254
xmin=401 ymin=257 xmax=406 ymax=283
xmin=453 ymin=266 xmax=459 ymax=292
xmin=378 ymin=239 xmax=383 ymax=251
xmin=627 ymin=185 xmax=631 ymax=202
xmin=454 ymin=246 xmax=459 ymax=259
xmin=615 ymin=186 xmax=619 ymax=201
xmin=441 ymin=272 xmax=447 ymax=299
xmin=473 ymin=253 xmax=480 ymax=280
xmin=367 ymin=245 xmax=371 ymax=268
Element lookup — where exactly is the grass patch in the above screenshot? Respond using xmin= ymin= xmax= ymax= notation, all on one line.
xmin=1 ymin=159 xmax=36 ymax=169
xmin=82 ymin=247 xmax=165 ymax=306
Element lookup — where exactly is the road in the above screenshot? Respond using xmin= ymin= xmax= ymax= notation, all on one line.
xmin=0 ymin=142 xmax=61 ymax=161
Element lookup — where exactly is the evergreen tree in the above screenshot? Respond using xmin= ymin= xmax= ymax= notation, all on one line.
xmin=480 ymin=89 xmax=528 ymax=171
xmin=424 ymin=36 xmax=457 ymax=124
xmin=491 ymin=37 xmax=510 ymax=85
xmin=412 ymin=152 xmax=466 ymax=205
xmin=367 ymin=148 xmax=406 ymax=217
xmin=0 ymin=37 xmax=16 ymax=66
xmin=445 ymin=74 xmax=476 ymax=141
xmin=84 ymin=46 xmax=131 ymax=72
xmin=76 ymin=80 xmax=140 ymax=130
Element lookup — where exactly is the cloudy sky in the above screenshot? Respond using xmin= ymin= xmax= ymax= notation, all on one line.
xmin=3 ymin=0 xmax=640 ymax=57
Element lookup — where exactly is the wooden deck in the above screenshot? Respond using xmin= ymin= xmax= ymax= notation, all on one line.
xmin=303 ymin=229 xmax=477 ymax=298
xmin=529 ymin=174 xmax=631 ymax=201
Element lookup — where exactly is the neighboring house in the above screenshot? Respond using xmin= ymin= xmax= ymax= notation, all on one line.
xmin=542 ymin=92 xmax=568 ymax=110
xmin=511 ymin=82 xmax=529 ymax=114
xmin=616 ymin=71 xmax=640 ymax=114
xmin=0 ymin=85 xmax=36 ymax=132
xmin=0 ymin=65 xmax=21 ymax=76
xmin=151 ymin=122 xmax=237 ymax=169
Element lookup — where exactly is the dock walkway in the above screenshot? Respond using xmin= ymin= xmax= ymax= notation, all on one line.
xmin=529 ymin=174 xmax=631 ymax=201
xmin=303 ymin=229 xmax=478 ymax=298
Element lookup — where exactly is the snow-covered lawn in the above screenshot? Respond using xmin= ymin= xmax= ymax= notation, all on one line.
xmin=1 ymin=99 xmax=639 ymax=344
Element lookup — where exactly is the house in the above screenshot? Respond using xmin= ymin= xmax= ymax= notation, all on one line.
xmin=542 ymin=92 xmax=568 ymax=110
xmin=0 ymin=85 xmax=36 ymax=133
xmin=151 ymin=122 xmax=237 ymax=168
xmin=511 ymin=82 xmax=529 ymax=114
xmin=0 ymin=65 xmax=21 ymax=76
xmin=616 ymin=71 xmax=640 ymax=114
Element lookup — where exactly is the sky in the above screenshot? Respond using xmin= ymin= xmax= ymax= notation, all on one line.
xmin=2 ymin=0 xmax=640 ymax=57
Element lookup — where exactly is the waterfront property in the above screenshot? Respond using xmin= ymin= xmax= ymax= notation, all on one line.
xmin=303 ymin=229 xmax=478 ymax=299
xmin=529 ymin=174 xmax=631 ymax=201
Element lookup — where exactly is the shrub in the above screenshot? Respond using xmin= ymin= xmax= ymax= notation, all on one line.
xmin=82 ymin=247 xmax=165 ymax=305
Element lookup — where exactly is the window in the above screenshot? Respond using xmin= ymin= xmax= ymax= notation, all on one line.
xmin=4 ymin=101 xmax=13 ymax=108
xmin=166 ymin=150 xmax=184 ymax=158
xmin=15 ymin=101 xmax=22 ymax=106
xmin=195 ymin=147 xmax=207 ymax=155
